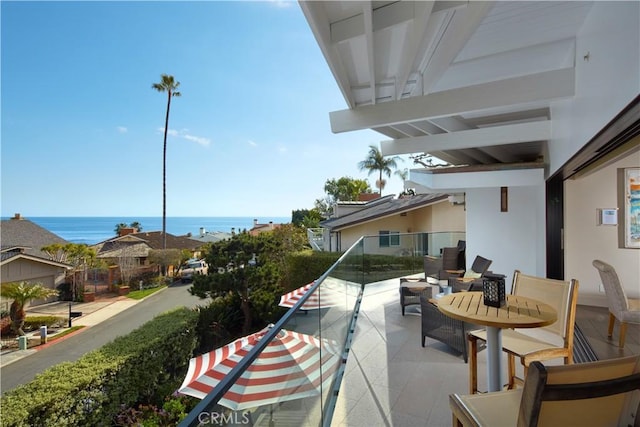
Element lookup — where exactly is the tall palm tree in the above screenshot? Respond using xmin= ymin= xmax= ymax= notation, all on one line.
xmin=152 ymin=74 xmax=181 ymax=250
xmin=358 ymin=145 xmax=402 ymax=195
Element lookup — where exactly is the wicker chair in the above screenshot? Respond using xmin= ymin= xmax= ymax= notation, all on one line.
xmin=448 ymin=255 xmax=493 ymax=292
xmin=420 ymin=294 xmax=472 ymax=362
xmin=400 ymin=281 xmax=433 ymax=316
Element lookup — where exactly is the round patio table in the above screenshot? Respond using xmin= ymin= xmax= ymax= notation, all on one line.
xmin=437 ymin=291 xmax=557 ymax=392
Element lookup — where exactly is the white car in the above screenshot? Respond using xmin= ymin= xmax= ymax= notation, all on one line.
xmin=179 ymin=259 xmax=208 ymax=283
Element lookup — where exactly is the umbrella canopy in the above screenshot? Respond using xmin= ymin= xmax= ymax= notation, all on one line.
xmin=279 ymin=282 xmax=342 ymax=310
xmin=178 ymin=325 xmax=341 ymax=410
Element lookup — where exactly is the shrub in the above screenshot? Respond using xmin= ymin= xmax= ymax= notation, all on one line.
xmin=0 ymin=307 xmax=199 ymax=427
xmin=283 ymin=250 xmax=341 ymax=291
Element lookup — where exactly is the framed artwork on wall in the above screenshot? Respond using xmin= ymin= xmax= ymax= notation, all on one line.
xmin=618 ymin=167 xmax=640 ymax=249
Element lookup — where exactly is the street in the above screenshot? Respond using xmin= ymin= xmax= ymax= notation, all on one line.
xmin=1 ymin=283 xmax=206 ymax=394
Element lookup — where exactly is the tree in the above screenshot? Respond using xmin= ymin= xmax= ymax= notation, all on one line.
xmin=1 ymin=281 xmax=58 ymax=335
xmin=324 ymin=177 xmax=371 ymax=202
xmin=148 ymin=249 xmax=184 ymax=277
xmin=312 ymin=176 xmax=372 ymax=218
xmin=41 ymin=243 xmax=98 ymax=300
xmin=292 ymin=208 xmax=323 ymax=227
xmin=358 ymin=145 xmax=402 ymax=195
xmin=152 ymin=74 xmax=181 ymax=250
xmin=189 ymin=232 xmax=282 ymax=335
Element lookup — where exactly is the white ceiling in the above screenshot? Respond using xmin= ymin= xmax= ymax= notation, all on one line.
xmin=300 ymin=1 xmax=594 ymax=170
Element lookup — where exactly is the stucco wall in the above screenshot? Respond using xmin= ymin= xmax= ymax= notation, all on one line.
xmin=333 ymin=200 xmax=465 ymax=253
xmin=465 ymin=184 xmax=545 ymax=291
xmin=550 ymin=1 xmax=640 ymax=177
xmin=565 ymin=153 xmax=640 ymax=306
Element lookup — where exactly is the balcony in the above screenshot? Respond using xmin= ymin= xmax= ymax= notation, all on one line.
xmin=180 ymin=233 xmax=639 ymax=426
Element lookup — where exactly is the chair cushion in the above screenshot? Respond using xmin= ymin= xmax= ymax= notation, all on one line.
xmin=451 ymin=389 xmax=521 ymax=426
xmin=470 ymin=328 xmax=565 ymax=357
xmin=463 ymin=269 xmax=482 ymax=279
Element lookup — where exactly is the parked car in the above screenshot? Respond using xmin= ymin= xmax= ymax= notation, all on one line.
xmin=178 ymin=259 xmax=208 ymax=283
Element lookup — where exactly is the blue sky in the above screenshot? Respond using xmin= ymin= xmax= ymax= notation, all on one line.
xmin=1 ymin=1 xmax=409 ymax=218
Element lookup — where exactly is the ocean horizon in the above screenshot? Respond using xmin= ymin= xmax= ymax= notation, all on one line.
xmin=4 ymin=216 xmax=291 ymax=245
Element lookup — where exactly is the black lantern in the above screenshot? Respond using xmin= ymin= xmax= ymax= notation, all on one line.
xmin=482 ymin=273 xmax=506 ymax=308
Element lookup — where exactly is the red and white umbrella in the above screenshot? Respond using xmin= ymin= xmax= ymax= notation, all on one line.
xmin=279 ymin=282 xmax=342 ymax=310
xmin=177 ymin=325 xmax=341 ymax=410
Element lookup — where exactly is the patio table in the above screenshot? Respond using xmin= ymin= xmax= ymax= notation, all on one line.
xmin=436 ymin=292 xmax=557 ymax=392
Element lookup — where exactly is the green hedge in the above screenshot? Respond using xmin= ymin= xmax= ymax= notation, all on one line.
xmin=283 ymin=250 xmax=341 ymax=292
xmin=1 ymin=307 xmax=199 ymax=427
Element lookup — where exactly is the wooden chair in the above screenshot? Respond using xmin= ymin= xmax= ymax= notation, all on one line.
xmin=592 ymin=259 xmax=640 ymax=348
xmin=467 ymin=271 xmax=579 ymax=393
xmin=450 ymin=355 xmax=640 ymax=427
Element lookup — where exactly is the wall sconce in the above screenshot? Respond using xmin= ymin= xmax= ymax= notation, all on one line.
xmin=501 ymin=187 xmax=508 ymax=212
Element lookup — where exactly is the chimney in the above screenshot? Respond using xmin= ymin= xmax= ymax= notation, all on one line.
xmin=119 ymin=227 xmax=136 ymax=237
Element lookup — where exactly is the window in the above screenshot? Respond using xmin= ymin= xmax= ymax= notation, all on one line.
xmin=379 ymin=230 xmax=400 ymax=247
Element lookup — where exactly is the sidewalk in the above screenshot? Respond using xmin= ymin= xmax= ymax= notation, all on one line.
xmin=0 ymin=294 xmax=140 ymax=368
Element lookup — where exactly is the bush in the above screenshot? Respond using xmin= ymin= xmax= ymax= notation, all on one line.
xmin=282 ymin=250 xmax=341 ymax=292
xmin=24 ymin=316 xmax=66 ymax=331
xmin=0 ymin=307 xmax=199 ymax=427
xmin=56 ymin=283 xmax=73 ymax=301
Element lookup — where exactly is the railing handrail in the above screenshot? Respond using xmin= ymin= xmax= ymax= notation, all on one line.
xmin=178 ymin=237 xmax=365 ymax=427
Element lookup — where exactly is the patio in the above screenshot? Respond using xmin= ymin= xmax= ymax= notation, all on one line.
xmin=330 ymin=278 xmax=640 ymax=426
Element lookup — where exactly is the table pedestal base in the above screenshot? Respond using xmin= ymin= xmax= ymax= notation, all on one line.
xmin=485 ymin=326 xmax=502 ymax=392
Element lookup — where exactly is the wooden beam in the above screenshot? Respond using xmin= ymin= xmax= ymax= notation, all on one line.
xmin=380 ymin=121 xmax=550 ymax=155
xmin=330 ymin=69 xmax=574 ymax=133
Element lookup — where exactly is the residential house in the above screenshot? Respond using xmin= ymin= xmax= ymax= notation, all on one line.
xmin=248 ymin=218 xmax=284 ymax=236
xmin=91 ymin=230 xmax=205 ymax=283
xmin=0 ymin=214 xmax=71 ymax=309
xmin=188 ymin=228 xmax=233 ymax=244
xmin=301 ymin=1 xmax=640 ymax=308
xmin=321 ymin=193 xmax=465 ymax=252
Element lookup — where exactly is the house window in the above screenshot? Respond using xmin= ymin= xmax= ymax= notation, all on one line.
xmin=379 ymin=230 xmax=400 ymax=247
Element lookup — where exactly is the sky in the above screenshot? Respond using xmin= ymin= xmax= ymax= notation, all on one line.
xmin=1 ymin=0 xmax=411 ymax=218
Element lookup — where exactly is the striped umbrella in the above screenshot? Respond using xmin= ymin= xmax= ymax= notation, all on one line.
xmin=177 ymin=325 xmax=341 ymax=410
xmin=279 ymin=282 xmax=342 ymax=310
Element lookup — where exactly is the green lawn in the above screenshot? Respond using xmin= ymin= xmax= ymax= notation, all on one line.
xmin=127 ymin=285 xmax=167 ymax=300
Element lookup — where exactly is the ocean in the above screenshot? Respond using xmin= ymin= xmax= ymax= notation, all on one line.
xmin=10 ymin=216 xmax=291 ymax=245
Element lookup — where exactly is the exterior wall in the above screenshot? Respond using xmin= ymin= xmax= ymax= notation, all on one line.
xmin=550 ymin=2 xmax=640 ymax=177
xmin=0 ymin=258 xmax=66 ymax=308
xmin=565 ymin=152 xmax=640 ymax=306
xmin=465 ymin=184 xmax=545 ymax=290
xmin=330 ymin=200 xmax=466 ymax=253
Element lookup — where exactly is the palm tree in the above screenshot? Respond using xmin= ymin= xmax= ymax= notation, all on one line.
xmin=358 ymin=145 xmax=402 ymax=195
xmin=152 ymin=74 xmax=181 ymax=250
xmin=1 ymin=281 xmax=58 ymax=335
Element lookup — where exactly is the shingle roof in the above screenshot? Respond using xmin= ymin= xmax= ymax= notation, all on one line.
xmin=321 ymin=193 xmax=449 ymax=231
xmin=1 ymin=217 xmax=69 ymax=258
xmin=130 ymin=231 xmax=203 ymax=250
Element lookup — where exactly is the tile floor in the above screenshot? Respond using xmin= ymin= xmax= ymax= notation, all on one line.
xmin=329 ymin=279 xmax=640 ymax=427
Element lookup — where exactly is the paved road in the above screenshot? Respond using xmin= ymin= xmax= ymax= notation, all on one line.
xmin=1 ymin=283 xmax=206 ymax=394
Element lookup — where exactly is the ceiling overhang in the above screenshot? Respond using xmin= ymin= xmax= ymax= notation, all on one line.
xmin=300 ymin=1 xmax=595 ymax=177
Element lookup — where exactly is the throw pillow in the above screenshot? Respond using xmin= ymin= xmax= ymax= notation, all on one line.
xmin=463 ymin=270 xmax=482 ymax=279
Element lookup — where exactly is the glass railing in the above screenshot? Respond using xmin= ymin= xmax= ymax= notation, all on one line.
xmin=179 ymin=231 xmax=463 ymax=426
